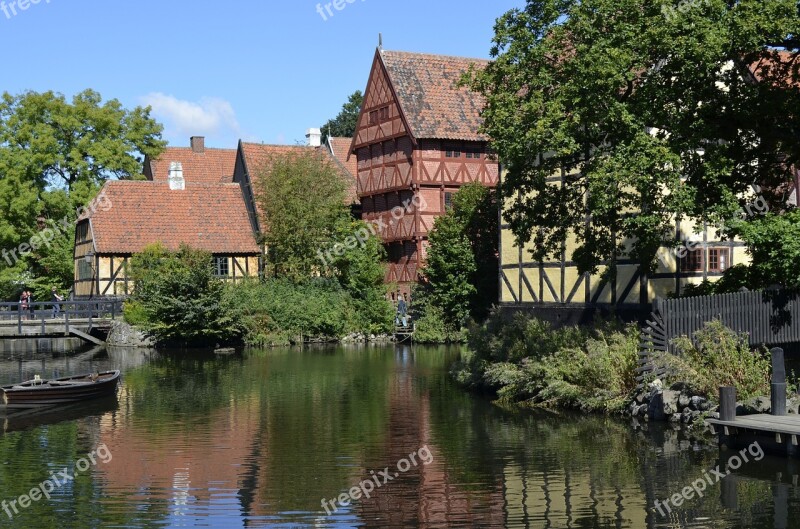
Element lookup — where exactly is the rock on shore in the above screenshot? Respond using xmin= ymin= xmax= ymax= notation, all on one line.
xmin=106 ymin=321 xmax=156 ymax=348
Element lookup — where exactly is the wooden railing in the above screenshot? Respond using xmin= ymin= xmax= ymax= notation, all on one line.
xmin=637 ymin=289 xmax=800 ymax=385
xmin=0 ymin=299 xmax=125 ymax=335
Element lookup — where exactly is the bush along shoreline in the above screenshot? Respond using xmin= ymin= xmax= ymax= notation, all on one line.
xmin=452 ymin=311 xmax=790 ymax=433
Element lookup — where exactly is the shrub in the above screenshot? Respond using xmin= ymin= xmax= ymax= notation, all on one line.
xmin=454 ymin=311 xmax=639 ymax=412
xmin=225 ymin=277 xmax=393 ymax=345
xmin=128 ymin=244 xmax=239 ymax=346
xmin=653 ymin=320 xmax=771 ymax=400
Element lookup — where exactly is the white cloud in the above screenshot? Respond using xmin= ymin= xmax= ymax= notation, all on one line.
xmin=141 ymin=92 xmax=241 ymax=142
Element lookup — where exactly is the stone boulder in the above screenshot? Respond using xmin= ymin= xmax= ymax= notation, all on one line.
xmin=106 ymin=321 xmax=155 ymax=348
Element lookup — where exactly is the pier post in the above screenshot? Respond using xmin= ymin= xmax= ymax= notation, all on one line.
xmin=772 ymin=347 xmax=787 ymax=417
xmin=720 ymin=386 xmax=737 ymax=422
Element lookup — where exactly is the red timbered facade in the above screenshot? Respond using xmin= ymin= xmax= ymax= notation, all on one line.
xmin=350 ymin=49 xmax=500 ymax=295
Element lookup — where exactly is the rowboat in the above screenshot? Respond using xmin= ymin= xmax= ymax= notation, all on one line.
xmin=1 ymin=371 xmax=121 ymax=409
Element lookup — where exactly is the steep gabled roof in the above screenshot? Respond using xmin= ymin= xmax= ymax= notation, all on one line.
xmin=327 ymin=137 xmax=358 ymax=178
xmin=84 ymin=181 xmax=259 ymax=255
xmin=239 ymin=142 xmax=358 ymax=207
xmin=144 ymin=147 xmax=237 ymax=184
xmin=379 ymin=49 xmax=489 ymax=142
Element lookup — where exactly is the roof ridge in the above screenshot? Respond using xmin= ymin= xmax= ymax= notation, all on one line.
xmin=241 ymin=142 xmax=319 ymax=149
xmin=381 ymin=49 xmax=490 ymax=64
xmin=157 ymin=146 xmax=237 ymax=153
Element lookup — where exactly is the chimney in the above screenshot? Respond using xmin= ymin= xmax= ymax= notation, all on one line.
xmin=306 ymin=128 xmax=322 ymax=148
xmin=168 ymin=162 xmax=185 ymax=190
xmin=190 ymin=136 xmax=205 ymax=153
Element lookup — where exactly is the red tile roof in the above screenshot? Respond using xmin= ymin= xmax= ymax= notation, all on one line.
xmin=240 ymin=142 xmax=358 ymax=205
xmin=380 ymin=50 xmax=489 ymax=141
xmin=747 ymin=50 xmax=800 ymax=88
xmin=85 ymin=181 xmax=259 ymax=255
xmin=145 ymin=147 xmax=237 ymax=184
xmin=328 ymin=137 xmax=358 ymax=178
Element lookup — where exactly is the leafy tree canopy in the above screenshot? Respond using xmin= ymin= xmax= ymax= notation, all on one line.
xmin=321 ymin=90 xmax=363 ymax=143
xmin=468 ymin=0 xmax=800 ymax=275
xmin=0 ymin=89 xmax=165 ymax=299
xmin=254 ymin=150 xmax=350 ymax=281
xmin=0 ymin=89 xmax=166 ymax=191
xmin=420 ymin=183 xmax=499 ymax=331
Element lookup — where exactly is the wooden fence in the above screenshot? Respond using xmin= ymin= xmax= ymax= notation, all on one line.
xmin=637 ymin=289 xmax=800 ymax=385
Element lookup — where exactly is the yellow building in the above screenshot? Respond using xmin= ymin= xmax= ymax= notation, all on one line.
xmin=499 ymin=168 xmax=759 ymax=307
xmin=73 ymin=178 xmax=260 ymax=298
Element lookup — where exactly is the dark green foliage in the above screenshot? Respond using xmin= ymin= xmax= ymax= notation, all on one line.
xmin=325 ymin=218 xmax=394 ymax=334
xmin=254 ymin=150 xmax=349 ymax=281
xmin=409 ymin=285 xmax=466 ymax=344
xmin=225 ymin=277 xmax=393 ymax=346
xmin=734 ymin=209 xmax=800 ymax=290
xmin=453 ymin=310 xmax=639 ymax=412
xmin=0 ymin=89 xmax=165 ymax=299
xmin=467 ymin=0 xmax=800 ymax=275
xmin=128 ymin=244 xmax=238 ymax=346
xmin=652 ymin=320 xmax=771 ymax=400
xmin=419 ymin=183 xmax=499 ymax=334
xmin=320 ymin=90 xmax=364 ymax=143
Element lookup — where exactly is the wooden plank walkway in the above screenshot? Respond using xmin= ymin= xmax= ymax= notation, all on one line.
xmin=707 ymin=415 xmax=800 ymax=437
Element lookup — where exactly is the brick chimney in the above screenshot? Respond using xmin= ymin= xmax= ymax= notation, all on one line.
xmin=190 ymin=136 xmax=205 ymax=153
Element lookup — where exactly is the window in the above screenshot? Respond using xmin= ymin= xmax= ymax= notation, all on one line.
xmin=444 ymin=192 xmax=454 ymax=210
xmin=445 ymin=149 xmax=461 ymax=158
xmin=465 ymin=146 xmax=483 ymax=159
xmin=708 ymin=248 xmax=729 ymax=273
xmin=213 ymin=256 xmax=230 ymax=277
xmin=77 ymin=260 xmax=93 ymax=281
xmin=681 ymin=249 xmax=704 ymax=272
xmin=76 ymin=223 xmax=89 ymax=243
xmin=369 ymin=106 xmax=390 ymax=125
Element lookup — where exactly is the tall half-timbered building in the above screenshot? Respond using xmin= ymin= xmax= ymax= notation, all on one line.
xmin=350 ymin=49 xmax=500 ymax=295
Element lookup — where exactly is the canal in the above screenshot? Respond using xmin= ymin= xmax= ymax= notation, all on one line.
xmin=0 ymin=344 xmax=798 ymax=528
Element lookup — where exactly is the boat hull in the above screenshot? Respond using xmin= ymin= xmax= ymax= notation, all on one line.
xmin=1 ymin=371 xmax=121 ymax=410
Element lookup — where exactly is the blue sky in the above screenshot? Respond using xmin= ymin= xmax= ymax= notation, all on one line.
xmin=0 ymin=0 xmax=523 ymax=149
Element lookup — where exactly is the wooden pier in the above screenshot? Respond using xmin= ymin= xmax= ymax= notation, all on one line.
xmin=706 ymin=347 xmax=800 ymax=455
xmin=395 ymin=323 xmax=415 ymax=344
xmin=0 ymin=300 xmax=124 ymax=345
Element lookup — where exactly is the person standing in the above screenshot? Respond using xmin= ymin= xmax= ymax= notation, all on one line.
xmin=27 ymin=290 xmax=34 ymax=320
xmin=396 ymin=295 xmax=408 ymax=328
xmin=51 ymin=287 xmax=63 ymax=319
xmin=19 ymin=290 xmax=29 ymax=320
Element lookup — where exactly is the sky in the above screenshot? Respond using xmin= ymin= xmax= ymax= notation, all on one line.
xmin=0 ymin=0 xmax=524 ymax=149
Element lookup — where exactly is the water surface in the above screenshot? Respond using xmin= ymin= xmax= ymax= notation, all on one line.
xmin=0 ymin=344 xmax=797 ymax=528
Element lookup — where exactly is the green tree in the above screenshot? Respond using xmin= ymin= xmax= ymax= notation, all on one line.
xmin=327 ymin=218 xmax=393 ymax=333
xmin=0 ymin=89 xmax=165 ymax=299
xmin=421 ymin=209 xmax=478 ymax=332
xmin=467 ymin=0 xmax=800 ymax=276
xmin=128 ymin=244 xmax=238 ymax=345
xmin=419 ymin=184 xmax=498 ymax=332
xmin=254 ymin=150 xmax=350 ymax=281
xmin=321 ymin=90 xmax=363 ymax=143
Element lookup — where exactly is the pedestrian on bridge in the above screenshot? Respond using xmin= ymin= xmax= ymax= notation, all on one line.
xmin=51 ymin=288 xmax=63 ymax=319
